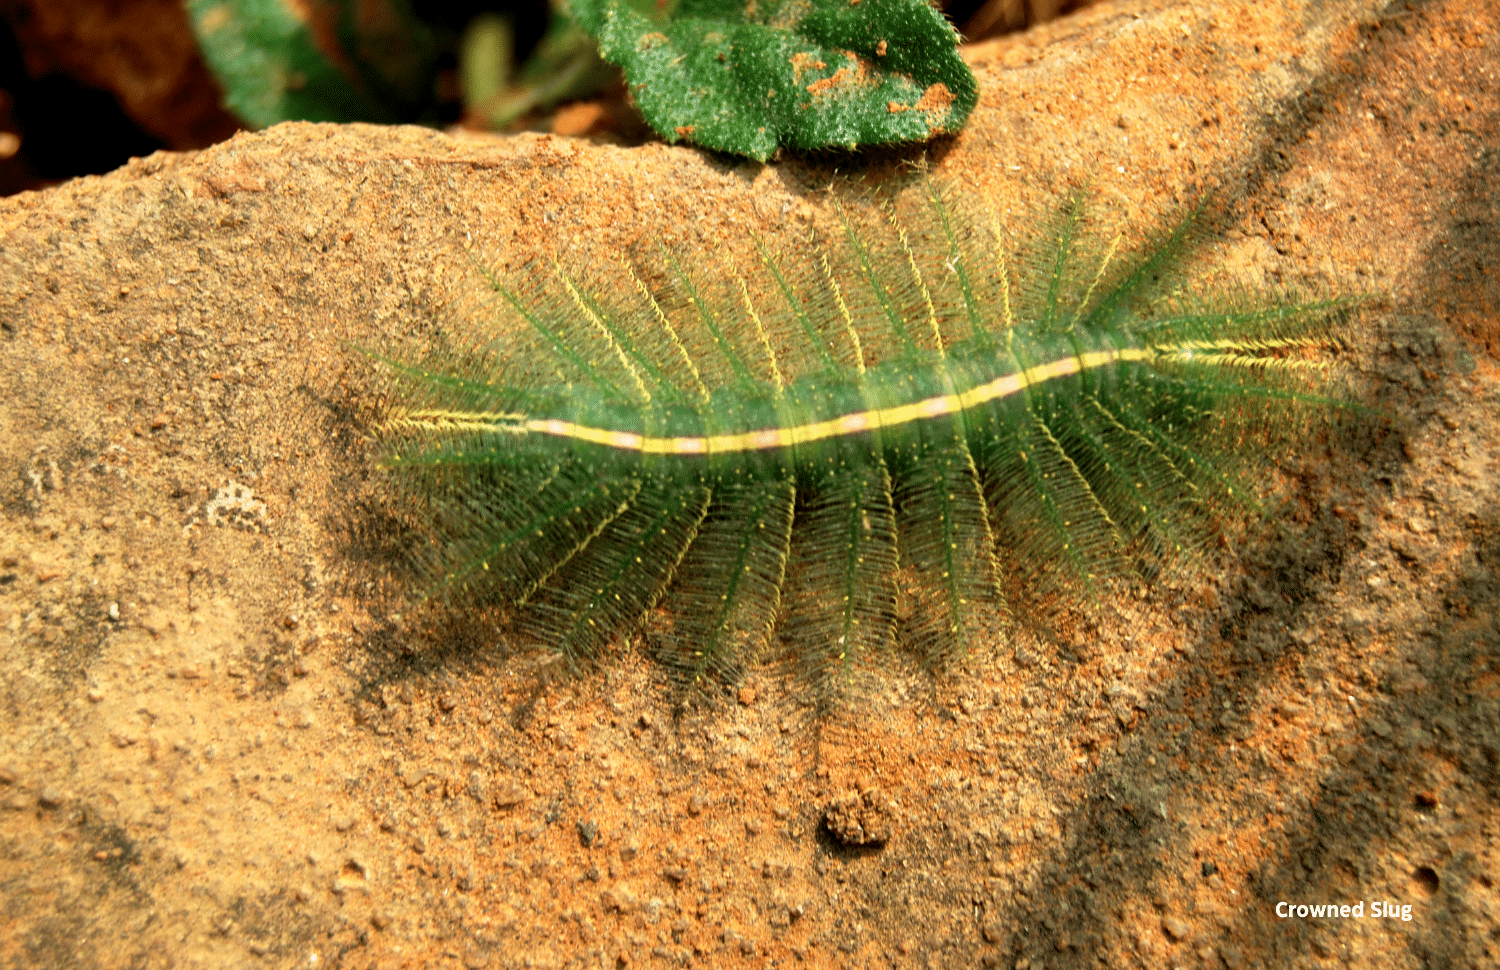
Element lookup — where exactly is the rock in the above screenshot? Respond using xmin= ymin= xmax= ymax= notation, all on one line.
xmin=1161 ymin=916 xmax=1192 ymax=942
xmin=0 ymin=0 xmax=1492 ymax=964
xmin=600 ymin=886 xmax=635 ymax=913
xmin=492 ymin=781 xmax=528 ymax=809
xmin=466 ymin=770 xmax=487 ymax=804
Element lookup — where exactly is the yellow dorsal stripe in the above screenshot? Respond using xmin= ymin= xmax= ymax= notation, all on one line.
xmin=397 ymin=348 xmax=1160 ymax=456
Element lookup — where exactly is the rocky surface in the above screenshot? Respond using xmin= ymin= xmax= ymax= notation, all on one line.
xmin=1 ymin=0 xmax=1498 ymax=968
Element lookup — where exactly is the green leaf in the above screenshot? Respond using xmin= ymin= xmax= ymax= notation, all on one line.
xmin=186 ymin=0 xmax=438 ymax=127
xmin=570 ymin=0 xmax=977 ymax=161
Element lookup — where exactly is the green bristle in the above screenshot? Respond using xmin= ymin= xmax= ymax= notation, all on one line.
xmin=366 ymin=177 xmax=1355 ymax=705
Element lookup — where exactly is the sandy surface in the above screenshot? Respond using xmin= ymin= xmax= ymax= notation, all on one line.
xmin=1 ymin=0 xmax=1498 ymax=968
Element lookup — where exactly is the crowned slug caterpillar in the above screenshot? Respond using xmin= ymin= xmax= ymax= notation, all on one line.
xmin=368 ymin=178 xmax=1349 ymax=700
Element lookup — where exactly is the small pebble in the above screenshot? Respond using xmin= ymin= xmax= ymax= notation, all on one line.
xmin=37 ymin=787 xmax=64 ymax=808
xmin=1161 ymin=916 xmax=1192 ymax=942
xmin=333 ymin=815 xmax=355 ymax=833
xmin=491 ymin=781 xmax=527 ymax=809
xmin=577 ymin=821 xmax=600 ymax=848
xmin=687 ymin=794 xmax=707 ymax=816
xmin=371 ymin=912 xmax=391 ymax=930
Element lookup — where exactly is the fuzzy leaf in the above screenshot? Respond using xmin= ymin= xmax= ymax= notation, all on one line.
xmin=186 ymin=0 xmax=438 ymax=127
xmin=570 ymin=0 xmax=977 ymax=161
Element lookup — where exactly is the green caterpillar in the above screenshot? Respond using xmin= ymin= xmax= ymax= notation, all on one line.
xmin=369 ymin=178 xmax=1348 ymax=699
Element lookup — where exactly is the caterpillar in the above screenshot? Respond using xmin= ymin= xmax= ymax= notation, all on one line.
xmin=368 ymin=177 xmax=1349 ymax=701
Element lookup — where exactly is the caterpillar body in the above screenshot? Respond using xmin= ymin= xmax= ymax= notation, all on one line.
xmin=371 ymin=179 xmax=1347 ymax=699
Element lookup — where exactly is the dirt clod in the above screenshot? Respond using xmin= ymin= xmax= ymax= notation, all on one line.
xmin=822 ymin=787 xmax=895 ymax=847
